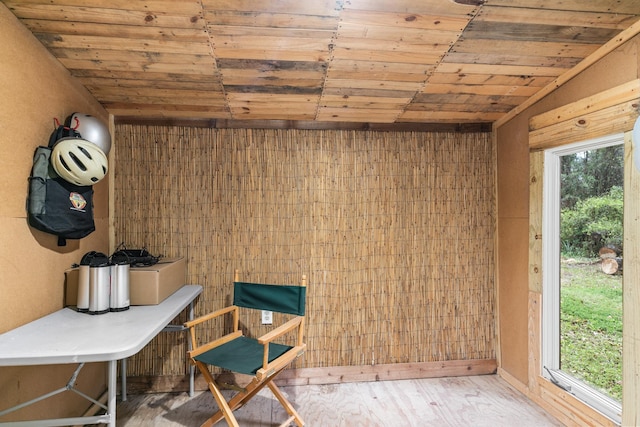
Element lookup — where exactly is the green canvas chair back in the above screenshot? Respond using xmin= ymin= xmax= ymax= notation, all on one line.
xmin=233 ymin=281 xmax=306 ymax=315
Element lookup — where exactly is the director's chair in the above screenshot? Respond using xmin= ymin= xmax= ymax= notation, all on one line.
xmin=184 ymin=270 xmax=307 ymax=427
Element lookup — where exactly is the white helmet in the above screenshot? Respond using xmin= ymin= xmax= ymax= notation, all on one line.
xmin=69 ymin=113 xmax=111 ymax=155
xmin=51 ymin=137 xmax=108 ymax=186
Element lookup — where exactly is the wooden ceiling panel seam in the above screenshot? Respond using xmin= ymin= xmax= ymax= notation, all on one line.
xmin=327 ymin=72 xmax=429 ymax=84
xmin=33 ymin=33 xmax=213 ymax=55
xmin=315 ymin=0 xmax=346 ymax=121
xmin=97 ymin=94 xmax=229 ymax=107
xmin=444 ymin=52 xmax=584 ymax=69
xmin=334 ymin=35 xmax=464 ymax=51
xmin=321 ymin=101 xmax=409 ymax=110
xmin=398 ymin=110 xmax=503 ymax=122
xmin=343 ymin=0 xmax=479 ymax=16
xmin=226 ymin=93 xmax=322 ymax=102
xmin=70 ymin=68 xmax=223 ymax=83
xmin=201 ymin=0 xmax=344 ymax=17
xmin=61 ymin=59 xmax=218 ymax=75
xmin=475 ymin=5 xmax=639 ymax=30
xmin=4 ymin=0 xmax=205 ymax=15
xmin=329 ymin=47 xmax=444 ymax=65
xmin=420 ymin=83 xmax=540 ymax=97
xmin=435 ymin=62 xmax=572 ymax=78
xmin=316 ymin=111 xmax=399 ymax=123
xmin=406 ymin=100 xmax=524 ymax=113
xmin=198 ymin=1 xmax=232 ymax=121
xmin=427 ymin=72 xmax=555 ymax=87
xmin=81 ymin=77 xmax=224 ymax=92
xmin=221 ymin=78 xmax=327 ymax=89
xmin=206 ymin=25 xmax=336 ymax=39
xmin=463 ymin=20 xmax=623 ymax=44
xmin=49 ymin=47 xmax=215 ymax=64
xmin=323 ymin=79 xmax=424 ymax=91
xmin=412 ymin=91 xmax=527 ymax=104
xmin=90 ymin=86 xmax=228 ymax=99
xmin=483 ymin=0 xmax=640 ymax=15
xmin=319 ymin=3 xmax=458 ymax=122
xmin=107 ymin=109 xmax=232 ymax=119
xmin=5 ymin=3 xmax=207 ymax=29
xmin=449 ymin=38 xmax=601 ymax=57
xmin=105 ymin=102 xmax=231 ymax=112
xmin=338 ymin=10 xmax=470 ymax=32
xmin=398 ymin=2 xmax=482 ymax=124
xmin=328 ymin=58 xmax=431 ymax=73
xmin=323 ymin=2 xmax=479 ymax=123
xmin=202 ymin=10 xmax=342 ymax=30
xmin=223 ymin=85 xmax=322 ymax=96
xmin=208 ymin=36 xmax=334 ymax=55
xmin=18 ymin=20 xmax=211 ymax=40
xmin=201 ymin=3 xmax=343 ymax=121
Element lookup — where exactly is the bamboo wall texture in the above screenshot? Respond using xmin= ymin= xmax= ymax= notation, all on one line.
xmin=113 ymin=125 xmax=495 ymax=377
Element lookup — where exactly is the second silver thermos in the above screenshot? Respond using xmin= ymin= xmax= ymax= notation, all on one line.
xmin=88 ymin=252 xmax=110 ymax=315
xmin=109 ymin=251 xmax=130 ymax=312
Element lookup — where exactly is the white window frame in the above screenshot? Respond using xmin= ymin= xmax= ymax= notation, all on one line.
xmin=541 ymin=133 xmax=624 ymax=424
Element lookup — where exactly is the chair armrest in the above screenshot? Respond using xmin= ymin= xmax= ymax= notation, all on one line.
xmin=184 ymin=305 xmax=237 ymax=329
xmin=257 ymin=316 xmax=303 ymax=345
xmin=188 ymin=330 xmax=242 ymax=359
xmin=256 ymin=316 xmax=306 ymax=380
xmin=184 ymin=305 xmax=240 ymax=361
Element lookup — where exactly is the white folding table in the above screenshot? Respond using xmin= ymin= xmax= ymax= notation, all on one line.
xmin=0 ymin=284 xmax=202 ymax=427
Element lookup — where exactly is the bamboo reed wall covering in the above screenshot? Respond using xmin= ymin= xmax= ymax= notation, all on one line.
xmin=113 ymin=125 xmax=495 ymax=377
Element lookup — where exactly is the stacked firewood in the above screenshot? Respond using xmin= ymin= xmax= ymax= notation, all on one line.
xmin=599 ymin=246 xmax=622 ymax=275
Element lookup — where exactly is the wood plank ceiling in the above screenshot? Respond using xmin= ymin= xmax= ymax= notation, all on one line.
xmin=5 ymin=0 xmax=640 ymax=127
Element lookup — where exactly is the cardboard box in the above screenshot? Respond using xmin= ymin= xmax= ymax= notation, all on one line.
xmin=129 ymin=257 xmax=186 ymax=305
xmin=65 ymin=257 xmax=186 ymax=306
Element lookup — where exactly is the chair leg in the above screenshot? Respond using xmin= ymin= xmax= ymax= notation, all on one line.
xmin=195 ymin=361 xmax=240 ymax=427
xmin=267 ymin=381 xmax=305 ymax=427
xmin=225 ymin=376 xmax=270 ymax=412
xmin=199 ymin=369 xmax=276 ymax=426
xmin=196 ymin=364 xmax=304 ymax=427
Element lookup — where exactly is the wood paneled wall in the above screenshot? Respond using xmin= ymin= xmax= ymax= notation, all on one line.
xmin=113 ymin=126 xmax=495 ymax=377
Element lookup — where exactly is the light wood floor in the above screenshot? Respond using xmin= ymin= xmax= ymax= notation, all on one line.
xmin=112 ymin=375 xmax=564 ymax=426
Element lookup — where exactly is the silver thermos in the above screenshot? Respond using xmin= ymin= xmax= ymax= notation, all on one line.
xmin=88 ymin=252 xmax=111 ymax=315
xmin=109 ymin=251 xmax=130 ymax=312
xmin=76 ymin=251 xmax=95 ymax=312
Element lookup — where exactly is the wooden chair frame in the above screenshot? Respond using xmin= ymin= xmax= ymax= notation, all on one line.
xmin=185 ymin=270 xmax=307 ymax=427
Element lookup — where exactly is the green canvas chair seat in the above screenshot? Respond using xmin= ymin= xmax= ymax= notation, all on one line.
xmin=185 ymin=270 xmax=307 ymax=427
xmin=194 ymin=336 xmax=292 ymax=376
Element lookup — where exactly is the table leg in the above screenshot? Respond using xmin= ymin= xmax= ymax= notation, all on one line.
xmin=107 ymin=360 xmax=117 ymax=427
xmin=188 ymin=300 xmax=195 ymax=397
xmin=121 ymin=358 xmax=127 ymax=401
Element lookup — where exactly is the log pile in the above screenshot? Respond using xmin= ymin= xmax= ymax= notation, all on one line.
xmin=599 ymin=246 xmax=623 ymax=274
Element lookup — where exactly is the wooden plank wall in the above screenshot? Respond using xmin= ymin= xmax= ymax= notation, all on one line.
xmin=112 ymin=126 xmax=495 ymax=377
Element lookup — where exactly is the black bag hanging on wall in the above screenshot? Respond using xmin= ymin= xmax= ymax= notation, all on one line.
xmin=26 ymin=120 xmax=95 ymax=246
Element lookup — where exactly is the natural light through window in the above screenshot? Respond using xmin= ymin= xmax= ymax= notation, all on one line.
xmin=542 ymin=134 xmax=624 ymax=424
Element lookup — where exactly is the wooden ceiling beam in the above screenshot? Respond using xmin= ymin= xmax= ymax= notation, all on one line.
xmin=113 ymin=117 xmax=492 ymax=132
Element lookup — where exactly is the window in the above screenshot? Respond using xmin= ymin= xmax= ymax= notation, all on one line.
xmin=542 ymin=133 xmax=624 ymax=423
